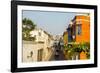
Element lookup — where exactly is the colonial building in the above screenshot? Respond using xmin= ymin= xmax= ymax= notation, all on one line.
xmin=63 ymin=14 xmax=90 ymax=60
xmin=67 ymin=14 xmax=90 ymax=43
xmin=22 ymin=27 xmax=54 ymax=62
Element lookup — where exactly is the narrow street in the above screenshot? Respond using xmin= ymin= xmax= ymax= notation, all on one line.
xmin=49 ymin=41 xmax=66 ymax=61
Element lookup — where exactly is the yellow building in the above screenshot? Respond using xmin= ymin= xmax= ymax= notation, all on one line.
xmin=63 ymin=31 xmax=68 ymax=45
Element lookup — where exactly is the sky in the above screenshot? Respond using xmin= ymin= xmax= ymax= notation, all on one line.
xmin=22 ymin=10 xmax=76 ymax=35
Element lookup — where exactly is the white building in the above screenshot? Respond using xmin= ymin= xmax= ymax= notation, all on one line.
xmin=22 ymin=27 xmax=54 ymax=62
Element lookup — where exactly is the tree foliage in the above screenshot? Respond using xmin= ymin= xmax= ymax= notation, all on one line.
xmin=22 ymin=18 xmax=36 ymax=41
xmin=64 ymin=42 xmax=90 ymax=59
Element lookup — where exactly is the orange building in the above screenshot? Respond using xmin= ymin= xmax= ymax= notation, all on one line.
xmin=66 ymin=14 xmax=90 ymax=60
xmin=67 ymin=14 xmax=90 ymax=43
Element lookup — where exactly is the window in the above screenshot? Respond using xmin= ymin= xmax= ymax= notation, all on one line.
xmin=38 ymin=32 xmax=41 ymax=36
xmin=34 ymin=35 xmax=36 ymax=39
xmin=76 ymin=25 xmax=81 ymax=35
xmin=73 ymin=25 xmax=76 ymax=35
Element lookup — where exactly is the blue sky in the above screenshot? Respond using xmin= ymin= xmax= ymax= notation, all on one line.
xmin=22 ymin=10 xmax=76 ymax=35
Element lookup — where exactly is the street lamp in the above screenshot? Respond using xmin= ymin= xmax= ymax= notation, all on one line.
xmin=72 ymin=35 xmax=75 ymax=41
